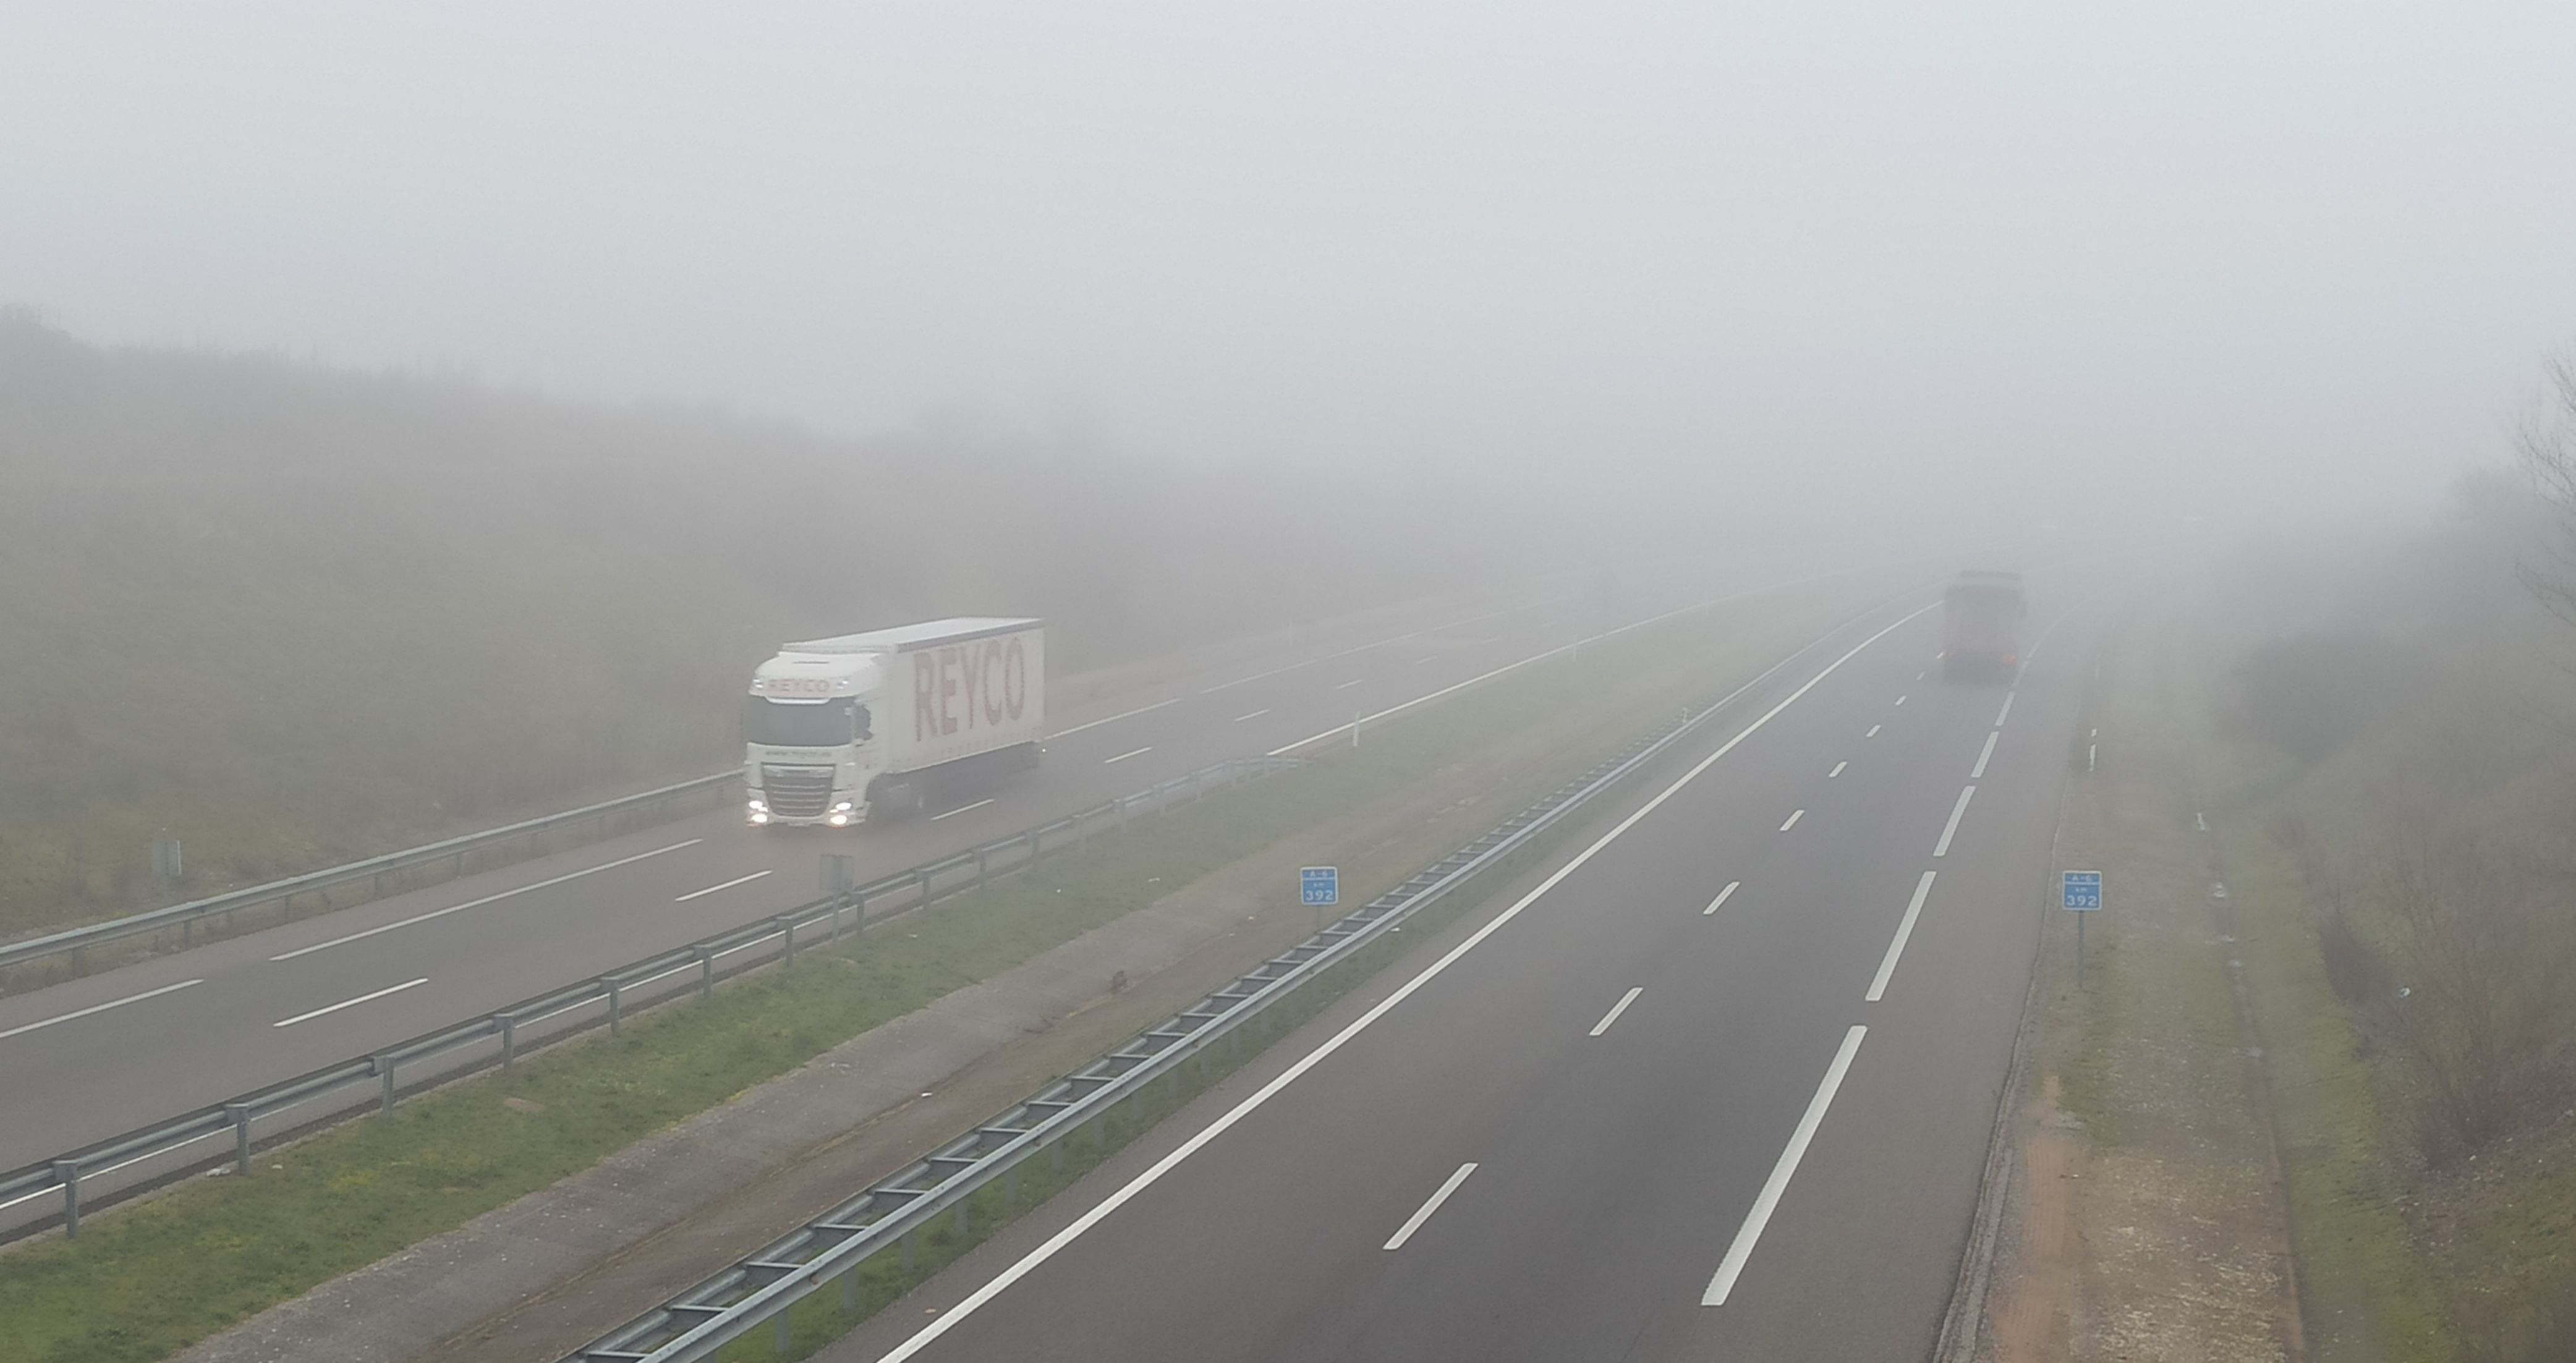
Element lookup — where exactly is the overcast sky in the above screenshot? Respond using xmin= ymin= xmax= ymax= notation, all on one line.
xmin=6 ymin=2 xmax=2572 ymax=534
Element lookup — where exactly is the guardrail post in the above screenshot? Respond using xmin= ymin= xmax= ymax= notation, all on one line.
xmin=378 ymin=1056 xmax=397 ymax=1114
xmin=973 ymin=848 xmax=988 ymax=890
xmin=1005 ymin=1165 xmax=1019 ymax=1207
xmin=850 ymin=890 xmax=868 ymax=933
xmin=914 ymin=867 xmax=932 ymax=907
xmin=227 ymin=1102 xmax=254 ymax=1172
xmin=902 ymin=1229 xmax=916 ymax=1271
xmin=54 ymin=1160 xmax=80 ymax=1238
xmin=69 ymin=944 xmax=84 ymax=975
xmin=500 ymin=1014 xmax=518 ymax=1068
xmin=776 ymin=1307 xmax=793 ymax=1352
xmin=181 ymin=915 xmax=193 ymax=948
xmin=697 ymin=947 xmax=715 ymax=997
xmin=781 ymin=917 xmax=797 ymax=964
xmin=1075 ymin=809 xmax=1089 ymax=852
xmin=954 ymin=1201 xmax=969 ymax=1237
xmin=843 ymin=1268 xmax=859 ymax=1310
xmin=607 ymin=979 xmax=624 ymax=1036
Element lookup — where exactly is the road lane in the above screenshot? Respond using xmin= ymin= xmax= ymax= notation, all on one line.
xmin=817 ymin=582 xmax=2108 ymax=1363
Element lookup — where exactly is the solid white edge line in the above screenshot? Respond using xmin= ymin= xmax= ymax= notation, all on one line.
xmin=870 ymin=603 xmax=1936 ymax=1363
xmin=674 ymin=870 xmax=772 ymax=902
xmin=1046 ymin=697 xmax=1182 ymax=739
xmin=1333 ymin=677 xmax=1364 ymax=689
xmin=1102 ymin=746 xmax=1152 ymax=765
xmin=1703 ymin=881 xmax=1741 ymax=915
xmin=1382 ymin=1162 xmax=1480 ymax=1250
xmin=1933 ymin=785 xmax=1977 ymax=857
xmin=1865 ymin=872 xmax=1939 ymax=1002
xmin=1232 ymin=709 xmax=1272 ymax=723
xmin=1703 ymin=1024 xmax=1869 ymax=1306
xmin=930 ymin=798 xmax=997 ymax=822
xmin=1779 ymin=809 xmax=1804 ymax=832
xmin=1829 ymin=761 xmax=1847 ymax=778
xmin=1994 ymin=692 xmax=2015 ymax=727
xmin=1589 ymin=986 xmax=1644 ymax=1037
xmin=270 ymin=839 xmax=702 ymax=961
xmin=1970 ymin=730 xmax=1999 ymax=779
xmin=271 ymin=977 xmax=428 ymax=1028
xmin=0 ymin=978 xmax=205 ymax=1043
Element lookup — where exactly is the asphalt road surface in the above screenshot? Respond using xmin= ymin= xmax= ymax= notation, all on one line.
xmin=0 ymin=571 xmax=1863 ymax=1176
xmin=814 ymin=578 xmax=2113 ymax=1363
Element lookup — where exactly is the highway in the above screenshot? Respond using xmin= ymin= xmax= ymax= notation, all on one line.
xmin=813 ymin=580 xmax=2110 ymax=1363
xmin=0 ymin=574 xmax=1855 ymax=1177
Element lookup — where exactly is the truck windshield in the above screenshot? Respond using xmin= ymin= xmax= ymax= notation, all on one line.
xmin=742 ymin=697 xmax=859 ymax=747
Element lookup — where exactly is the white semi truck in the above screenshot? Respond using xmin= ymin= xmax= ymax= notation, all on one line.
xmin=742 ymin=618 xmax=1045 ymax=827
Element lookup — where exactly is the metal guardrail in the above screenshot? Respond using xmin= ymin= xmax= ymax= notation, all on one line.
xmin=0 ymin=755 xmax=1305 ymax=1242
xmin=556 ymin=619 xmax=1842 ymax=1363
xmin=0 ymin=771 xmax=744 ymax=977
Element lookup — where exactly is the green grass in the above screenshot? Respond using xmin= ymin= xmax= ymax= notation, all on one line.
xmin=0 ymin=584 xmax=1853 ymax=1363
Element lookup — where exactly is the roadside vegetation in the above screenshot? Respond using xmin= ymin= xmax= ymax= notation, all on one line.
xmin=0 ymin=580 xmax=1863 ymax=1363
xmin=0 ymin=314 xmax=1547 ymax=940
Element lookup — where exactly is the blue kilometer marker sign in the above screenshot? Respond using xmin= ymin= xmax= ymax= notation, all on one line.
xmin=2062 ymin=870 xmax=2103 ymax=911
xmin=1301 ymin=866 xmax=1340 ymax=907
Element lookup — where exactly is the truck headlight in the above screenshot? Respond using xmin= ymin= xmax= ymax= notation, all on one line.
xmin=747 ymin=797 xmax=768 ymax=812
xmin=749 ymin=810 xmax=770 ymax=825
xmin=826 ymin=812 xmax=850 ymax=826
xmin=831 ymin=800 xmax=854 ymax=813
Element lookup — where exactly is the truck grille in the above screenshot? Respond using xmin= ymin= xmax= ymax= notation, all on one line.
xmin=760 ymin=765 xmax=835 ymax=818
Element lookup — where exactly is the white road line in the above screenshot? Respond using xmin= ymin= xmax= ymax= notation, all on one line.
xmin=1866 ymin=872 xmax=1939 ymax=1002
xmin=1934 ymin=785 xmax=1976 ymax=857
xmin=1333 ymin=678 xmax=1364 ymax=690
xmin=1894 ymin=694 xmax=1908 ymax=707
xmin=1589 ymin=987 xmax=1644 ymax=1037
xmin=1916 ymin=670 xmax=1926 ymax=681
xmin=870 ymin=603 xmax=1936 ymax=1363
xmin=1232 ymin=708 xmax=1272 ymax=723
xmin=271 ymin=977 xmax=427 ymax=1028
xmin=1703 ymin=881 xmax=1741 ymax=915
xmin=1994 ymin=692 xmax=2015 ymax=726
xmin=1779 ymin=809 xmax=1804 ymax=832
xmin=270 ymin=839 xmax=702 ymax=961
xmin=1865 ymin=724 xmax=1881 ymax=738
xmin=1970 ymin=731 xmax=1999 ymax=779
xmin=930 ymin=798 xmax=997 ymax=822
xmin=1383 ymin=1163 xmax=1480 ymax=1250
xmin=1200 ymin=660 xmax=1317 ymax=695
xmin=1046 ymin=697 xmax=1181 ymax=739
xmin=0 ymin=1126 xmax=232 ymax=1212
xmin=1829 ymin=761 xmax=1847 ymax=778
xmin=674 ymin=870 xmax=770 ymax=902
xmin=0 ymin=978 xmax=204 ymax=1043
xmin=1102 ymin=746 xmax=1152 ymax=765
xmin=1703 ymin=1025 xmax=1869 ymax=1306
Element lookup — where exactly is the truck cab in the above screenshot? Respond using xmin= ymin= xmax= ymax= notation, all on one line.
xmin=742 ymin=649 xmax=886 ymax=827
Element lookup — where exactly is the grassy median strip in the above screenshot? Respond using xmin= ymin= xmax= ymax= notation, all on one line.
xmin=0 ymin=584 xmax=1861 ymax=1363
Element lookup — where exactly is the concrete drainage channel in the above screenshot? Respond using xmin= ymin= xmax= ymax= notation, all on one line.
xmin=0 ymin=755 xmax=1303 ymax=1244
xmin=558 ymin=613 xmax=1859 ymax=1363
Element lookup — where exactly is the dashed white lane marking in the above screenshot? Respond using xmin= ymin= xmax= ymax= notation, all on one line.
xmin=931 ymin=798 xmax=998 ymax=822
xmin=0 ymin=979 xmax=204 ymax=1043
xmin=1866 ymin=724 xmax=1881 ymax=738
xmin=271 ymin=839 xmax=702 ymax=961
xmin=1704 ymin=1025 xmax=1869 ymax=1306
xmin=1970 ymin=731 xmax=1998 ymax=779
xmin=1934 ymin=786 xmax=1976 ymax=857
xmin=1894 ymin=694 xmax=1908 ymax=706
xmin=1233 ymin=709 xmax=1272 ymax=722
xmin=1779 ymin=809 xmax=1804 ymax=832
xmin=1703 ymin=881 xmax=1741 ymax=915
xmin=1866 ymin=872 xmax=1939 ymax=1002
xmin=1200 ymin=660 xmax=1318 ymax=695
xmin=1047 ymin=696 xmax=1181 ymax=738
xmin=674 ymin=870 xmax=771 ymax=902
xmin=272 ymin=977 xmax=428 ymax=1028
xmin=1994 ymin=692 xmax=2015 ymax=726
xmin=869 ymin=605 xmax=1939 ymax=1362
xmin=1829 ymin=760 xmax=1847 ymax=778
xmin=1589 ymin=987 xmax=1644 ymax=1037
xmin=1384 ymin=1163 xmax=1480 ymax=1250
xmin=1333 ymin=678 xmax=1365 ymax=689
xmin=1103 ymin=747 xmax=1152 ymax=764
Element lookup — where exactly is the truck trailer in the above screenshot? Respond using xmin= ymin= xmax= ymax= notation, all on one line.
xmin=742 ymin=618 xmax=1045 ymax=826
xmin=1941 ymin=571 xmax=2026 ymax=683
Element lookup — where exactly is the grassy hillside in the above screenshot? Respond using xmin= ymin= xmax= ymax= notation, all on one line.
xmin=0 ymin=316 xmax=1503 ymax=936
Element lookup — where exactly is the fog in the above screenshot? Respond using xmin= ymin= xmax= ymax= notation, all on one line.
xmin=7 ymin=2 xmax=2574 ymax=541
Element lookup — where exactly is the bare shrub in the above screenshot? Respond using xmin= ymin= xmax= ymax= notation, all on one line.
xmin=2375 ymin=818 xmax=2576 ymax=1161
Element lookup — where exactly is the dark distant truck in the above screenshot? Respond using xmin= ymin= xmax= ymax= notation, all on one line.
xmin=1941 ymin=571 xmax=2027 ymax=682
